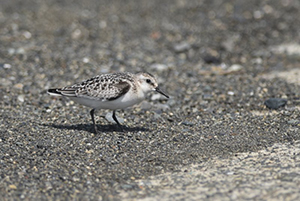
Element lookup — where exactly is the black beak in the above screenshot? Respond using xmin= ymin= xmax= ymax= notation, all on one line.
xmin=155 ymin=87 xmax=169 ymax=98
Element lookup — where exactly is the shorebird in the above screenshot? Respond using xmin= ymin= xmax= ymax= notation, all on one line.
xmin=48 ymin=72 xmax=169 ymax=133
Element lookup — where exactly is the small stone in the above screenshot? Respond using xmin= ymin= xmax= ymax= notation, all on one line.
xmin=254 ymin=10 xmax=263 ymax=19
xmin=228 ymin=64 xmax=243 ymax=72
xmin=173 ymin=42 xmax=191 ymax=53
xmin=151 ymin=93 xmax=162 ymax=101
xmin=264 ymin=98 xmax=287 ymax=109
xmin=16 ymin=48 xmax=25 ymax=54
xmin=278 ymin=172 xmax=300 ymax=182
xmin=72 ymin=29 xmax=82 ymax=39
xmin=221 ymin=35 xmax=239 ymax=52
xmin=22 ymin=31 xmax=32 ymax=39
xmin=271 ymin=43 xmax=300 ymax=56
xmin=3 ymin=63 xmax=12 ymax=69
xmin=203 ymin=85 xmax=212 ymax=91
xmin=150 ymin=63 xmax=169 ymax=71
xmin=85 ymin=149 xmax=94 ymax=154
xmin=1 ymin=78 xmax=12 ymax=86
xmin=9 ymin=185 xmax=17 ymax=190
xmin=82 ymin=57 xmax=90 ymax=63
xmin=251 ymin=58 xmax=263 ymax=65
xmin=17 ymin=95 xmax=25 ymax=102
xmin=45 ymin=181 xmax=53 ymax=190
xmin=287 ymin=120 xmax=299 ymax=125
xmin=99 ymin=20 xmax=107 ymax=29
xmin=181 ymin=121 xmax=194 ymax=126
xmin=202 ymin=55 xmax=221 ymax=64
xmin=228 ymin=91 xmax=235 ymax=96
xmin=14 ymin=83 xmax=24 ymax=90
xmin=8 ymin=48 xmax=16 ymax=55
xmin=203 ymin=94 xmax=213 ymax=100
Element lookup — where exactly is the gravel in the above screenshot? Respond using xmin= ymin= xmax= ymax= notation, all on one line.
xmin=119 ymin=141 xmax=300 ymax=200
xmin=0 ymin=0 xmax=300 ymax=200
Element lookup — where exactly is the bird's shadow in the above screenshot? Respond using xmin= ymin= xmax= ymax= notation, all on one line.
xmin=42 ymin=123 xmax=149 ymax=133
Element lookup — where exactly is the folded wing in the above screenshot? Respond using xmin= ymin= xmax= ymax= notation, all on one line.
xmin=49 ymin=78 xmax=131 ymax=102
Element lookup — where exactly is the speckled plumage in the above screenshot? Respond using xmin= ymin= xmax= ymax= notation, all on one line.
xmin=59 ymin=72 xmax=137 ymax=101
xmin=47 ymin=72 xmax=169 ymax=133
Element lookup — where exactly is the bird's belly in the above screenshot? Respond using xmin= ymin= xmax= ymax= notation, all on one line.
xmin=69 ymin=95 xmax=143 ymax=110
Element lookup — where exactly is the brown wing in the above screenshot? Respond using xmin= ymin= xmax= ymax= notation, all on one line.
xmin=59 ymin=80 xmax=130 ymax=102
xmin=106 ymin=81 xmax=131 ymax=101
xmin=56 ymin=73 xmax=132 ymax=101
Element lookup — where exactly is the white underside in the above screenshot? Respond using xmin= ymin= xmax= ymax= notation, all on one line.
xmin=68 ymin=89 xmax=145 ymax=109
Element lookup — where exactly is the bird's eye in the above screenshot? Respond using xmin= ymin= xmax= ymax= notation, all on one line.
xmin=146 ymin=79 xmax=151 ymax=84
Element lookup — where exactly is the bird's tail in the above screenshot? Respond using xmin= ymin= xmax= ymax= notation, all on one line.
xmin=47 ymin=88 xmax=62 ymax=96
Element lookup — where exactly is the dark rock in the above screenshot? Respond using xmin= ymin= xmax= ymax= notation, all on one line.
xmin=264 ymin=98 xmax=287 ymax=109
xmin=203 ymin=55 xmax=221 ymax=64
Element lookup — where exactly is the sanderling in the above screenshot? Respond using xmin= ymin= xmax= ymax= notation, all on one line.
xmin=47 ymin=72 xmax=169 ymax=133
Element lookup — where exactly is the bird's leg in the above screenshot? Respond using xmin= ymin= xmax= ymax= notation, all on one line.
xmin=112 ymin=110 xmax=123 ymax=131
xmin=90 ymin=109 xmax=98 ymax=133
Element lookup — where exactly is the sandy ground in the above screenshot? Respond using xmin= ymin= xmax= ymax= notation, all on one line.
xmin=119 ymin=141 xmax=300 ymax=201
xmin=1 ymin=0 xmax=300 ymax=200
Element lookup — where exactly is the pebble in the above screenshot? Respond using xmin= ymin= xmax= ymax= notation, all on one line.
xmin=287 ymin=120 xmax=299 ymax=125
xmin=228 ymin=64 xmax=243 ymax=72
xmin=13 ymin=83 xmax=24 ymax=90
xmin=151 ymin=93 xmax=163 ymax=101
xmin=82 ymin=57 xmax=90 ymax=63
xmin=202 ymin=55 xmax=221 ymax=64
xmin=271 ymin=43 xmax=300 ymax=56
xmin=99 ymin=20 xmax=107 ymax=29
xmin=181 ymin=121 xmax=194 ymax=126
xmin=251 ymin=58 xmax=263 ymax=65
xmin=72 ymin=29 xmax=82 ymax=39
xmin=227 ymin=91 xmax=235 ymax=96
xmin=203 ymin=94 xmax=213 ymax=100
xmin=8 ymin=48 xmax=16 ymax=55
xmin=17 ymin=95 xmax=25 ymax=102
xmin=150 ymin=63 xmax=169 ymax=71
xmin=16 ymin=47 xmax=25 ymax=54
xmin=264 ymin=98 xmax=287 ymax=109
xmin=9 ymin=185 xmax=17 ymax=190
xmin=22 ymin=31 xmax=32 ymax=39
xmin=1 ymin=78 xmax=12 ymax=86
xmin=1 ymin=63 xmax=12 ymax=69
xmin=173 ymin=42 xmax=191 ymax=53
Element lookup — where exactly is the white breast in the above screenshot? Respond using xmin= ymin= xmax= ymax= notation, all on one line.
xmin=69 ymin=86 xmax=146 ymax=110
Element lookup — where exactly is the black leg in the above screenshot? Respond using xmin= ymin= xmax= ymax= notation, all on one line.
xmin=112 ymin=110 xmax=123 ymax=131
xmin=90 ymin=109 xmax=97 ymax=133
